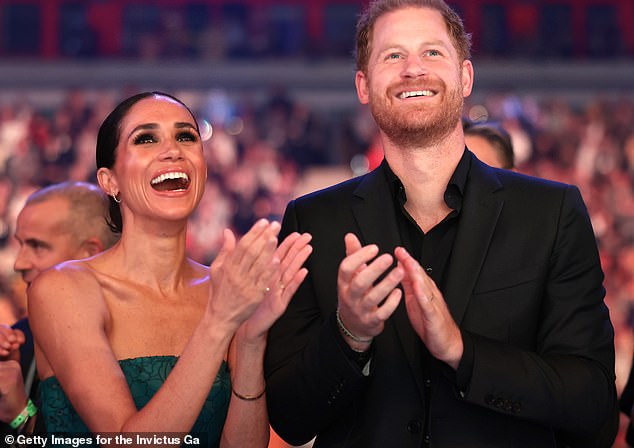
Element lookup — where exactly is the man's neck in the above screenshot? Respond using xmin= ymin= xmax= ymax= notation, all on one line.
xmin=383 ymin=129 xmax=465 ymax=232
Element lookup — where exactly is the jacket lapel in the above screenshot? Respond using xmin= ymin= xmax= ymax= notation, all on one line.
xmin=351 ymin=162 xmax=401 ymax=255
xmin=443 ymin=155 xmax=504 ymax=325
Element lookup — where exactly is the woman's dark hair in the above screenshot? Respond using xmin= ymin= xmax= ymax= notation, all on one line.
xmin=96 ymin=91 xmax=199 ymax=233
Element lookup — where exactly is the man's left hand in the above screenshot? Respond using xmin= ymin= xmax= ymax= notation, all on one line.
xmin=395 ymin=247 xmax=463 ymax=370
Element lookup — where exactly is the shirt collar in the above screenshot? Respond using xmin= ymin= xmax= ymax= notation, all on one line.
xmin=383 ymin=148 xmax=471 ymax=211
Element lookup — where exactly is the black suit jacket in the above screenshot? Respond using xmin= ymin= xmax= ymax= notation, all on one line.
xmin=264 ymin=153 xmax=617 ymax=448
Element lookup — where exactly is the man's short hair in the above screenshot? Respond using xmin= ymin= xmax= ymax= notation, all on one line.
xmin=355 ymin=0 xmax=472 ymax=74
xmin=25 ymin=181 xmax=119 ymax=250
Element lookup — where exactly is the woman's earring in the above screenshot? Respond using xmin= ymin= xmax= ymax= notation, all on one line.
xmin=112 ymin=193 xmax=121 ymax=204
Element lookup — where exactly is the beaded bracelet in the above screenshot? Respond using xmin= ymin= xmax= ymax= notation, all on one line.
xmin=232 ymin=387 xmax=265 ymax=401
xmin=10 ymin=399 xmax=37 ymax=430
xmin=336 ymin=308 xmax=373 ymax=344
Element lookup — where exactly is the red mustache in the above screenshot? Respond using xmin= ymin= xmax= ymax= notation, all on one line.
xmin=388 ymin=79 xmax=444 ymax=97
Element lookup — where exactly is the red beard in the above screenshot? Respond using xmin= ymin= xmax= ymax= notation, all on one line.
xmin=369 ymin=77 xmax=464 ymax=149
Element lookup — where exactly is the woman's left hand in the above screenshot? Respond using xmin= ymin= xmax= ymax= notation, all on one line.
xmin=237 ymin=232 xmax=312 ymax=343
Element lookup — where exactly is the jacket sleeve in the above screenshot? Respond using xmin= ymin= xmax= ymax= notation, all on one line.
xmin=459 ymin=185 xmax=617 ymax=443
xmin=264 ymin=199 xmax=370 ymax=446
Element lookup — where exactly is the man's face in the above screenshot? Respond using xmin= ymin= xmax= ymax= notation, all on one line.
xmin=13 ymin=197 xmax=82 ymax=286
xmin=355 ymin=7 xmax=473 ymax=148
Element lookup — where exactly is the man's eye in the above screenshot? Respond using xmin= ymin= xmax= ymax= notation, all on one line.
xmin=426 ymin=49 xmax=441 ymax=56
xmin=177 ymin=131 xmax=198 ymax=142
xmin=133 ymin=133 xmax=156 ymax=145
xmin=387 ymin=53 xmax=401 ymax=60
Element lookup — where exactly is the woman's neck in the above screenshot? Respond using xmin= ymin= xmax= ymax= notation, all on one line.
xmin=106 ymin=220 xmax=192 ymax=292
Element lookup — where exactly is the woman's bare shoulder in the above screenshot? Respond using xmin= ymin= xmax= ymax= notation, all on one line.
xmin=33 ymin=258 xmax=100 ymax=289
xmin=28 ymin=258 xmax=107 ymax=316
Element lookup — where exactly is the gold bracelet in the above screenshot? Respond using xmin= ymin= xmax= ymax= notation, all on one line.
xmin=232 ymin=387 xmax=265 ymax=401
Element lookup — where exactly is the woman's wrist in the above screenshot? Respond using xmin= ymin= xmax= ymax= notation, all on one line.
xmin=200 ymin=312 xmax=240 ymax=344
xmin=234 ymin=324 xmax=268 ymax=349
xmin=233 ymin=338 xmax=267 ymax=360
xmin=231 ymin=386 xmax=266 ymax=401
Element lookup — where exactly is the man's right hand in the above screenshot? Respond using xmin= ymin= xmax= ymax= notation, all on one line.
xmin=336 ymin=233 xmax=403 ymax=351
xmin=0 ymin=360 xmax=27 ymax=423
xmin=0 ymin=325 xmax=25 ymax=361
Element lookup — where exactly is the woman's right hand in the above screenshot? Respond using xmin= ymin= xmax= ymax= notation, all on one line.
xmin=207 ymin=219 xmax=282 ymax=331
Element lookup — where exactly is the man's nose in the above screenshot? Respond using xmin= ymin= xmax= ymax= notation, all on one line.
xmin=13 ymin=248 xmax=32 ymax=274
xmin=13 ymin=249 xmax=38 ymax=285
xmin=402 ymin=55 xmax=428 ymax=78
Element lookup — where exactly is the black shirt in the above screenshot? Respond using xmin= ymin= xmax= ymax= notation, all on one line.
xmin=384 ymin=150 xmax=472 ymax=441
xmin=383 ymin=150 xmax=469 ymax=288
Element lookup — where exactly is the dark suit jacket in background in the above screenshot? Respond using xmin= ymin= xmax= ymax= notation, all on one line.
xmin=265 ymin=152 xmax=617 ymax=448
xmin=14 ymin=319 xmax=34 ymax=379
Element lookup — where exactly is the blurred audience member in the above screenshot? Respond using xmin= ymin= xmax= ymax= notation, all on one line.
xmin=463 ymin=119 xmax=515 ymax=169
xmin=0 ymin=181 xmax=118 ymax=435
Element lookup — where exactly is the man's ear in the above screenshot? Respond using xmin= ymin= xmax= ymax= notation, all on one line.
xmin=79 ymin=237 xmax=105 ymax=258
xmin=97 ymin=167 xmax=118 ymax=197
xmin=355 ymin=70 xmax=370 ymax=105
xmin=461 ymin=59 xmax=474 ymax=98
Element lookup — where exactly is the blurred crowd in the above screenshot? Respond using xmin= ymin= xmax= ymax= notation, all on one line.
xmin=3 ymin=1 xmax=629 ymax=61
xmin=1 ymin=87 xmax=634 ymax=394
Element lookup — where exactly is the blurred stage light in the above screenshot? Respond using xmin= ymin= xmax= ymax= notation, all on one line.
xmin=199 ymin=118 xmax=213 ymax=141
xmin=468 ymin=105 xmax=489 ymax=123
xmin=350 ymin=154 xmax=369 ymax=177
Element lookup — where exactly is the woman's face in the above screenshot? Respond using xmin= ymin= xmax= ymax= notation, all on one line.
xmin=104 ymin=96 xmax=207 ymax=226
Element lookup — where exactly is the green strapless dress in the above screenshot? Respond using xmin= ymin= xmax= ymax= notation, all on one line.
xmin=40 ymin=356 xmax=231 ymax=447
